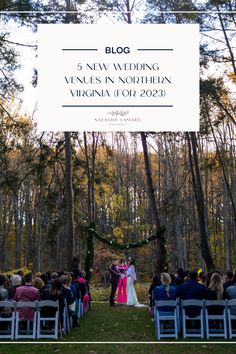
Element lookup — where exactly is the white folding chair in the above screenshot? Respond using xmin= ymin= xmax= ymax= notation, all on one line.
xmin=205 ymin=300 xmax=227 ymax=339
xmin=227 ymin=299 xmax=236 ymax=339
xmin=37 ymin=300 xmax=60 ymax=339
xmin=154 ymin=300 xmax=178 ymax=340
xmin=77 ymin=290 xmax=84 ymax=318
xmin=0 ymin=301 xmax=16 ymax=340
xmin=15 ymin=301 xmax=37 ymax=339
xmin=181 ymin=300 xmax=204 ymax=338
xmin=77 ymin=298 xmax=82 ymax=318
xmin=63 ymin=298 xmax=71 ymax=333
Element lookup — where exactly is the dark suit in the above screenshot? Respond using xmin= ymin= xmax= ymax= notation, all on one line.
xmin=109 ymin=264 xmax=120 ymax=306
xmin=178 ymin=280 xmax=206 ymax=317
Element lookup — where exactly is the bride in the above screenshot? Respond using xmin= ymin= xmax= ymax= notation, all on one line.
xmin=126 ymin=257 xmax=146 ymax=307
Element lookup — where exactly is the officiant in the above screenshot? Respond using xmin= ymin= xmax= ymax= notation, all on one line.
xmin=109 ymin=257 xmax=121 ymax=307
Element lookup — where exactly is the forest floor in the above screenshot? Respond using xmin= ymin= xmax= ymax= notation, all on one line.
xmin=0 ymin=303 xmax=236 ymax=353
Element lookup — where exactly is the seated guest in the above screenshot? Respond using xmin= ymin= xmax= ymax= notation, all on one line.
xmin=60 ymin=274 xmax=75 ymax=324
xmin=154 ymin=273 xmax=177 ymax=314
xmin=178 ymin=270 xmax=206 ymax=317
xmin=40 ymin=273 xmax=51 ymax=290
xmin=201 ymin=274 xmax=207 ymax=287
xmin=32 ymin=277 xmax=45 ymax=298
xmin=205 ymin=272 xmax=213 ymax=288
xmin=148 ymin=275 xmax=161 ymax=315
xmin=0 ymin=275 xmax=8 ymax=301
xmin=42 ymin=278 xmax=64 ymax=331
xmin=76 ymin=272 xmax=89 ymax=302
xmin=226 ymin=273 xmax=236 ymax=315
xmin=198 ymin=270 xmax=205 ymax=285
xmin=206 ymin=273 xmax=224 ymax=300
xmin=179 ymin=270 xmax=206 ymax=299
xmin=223 ymin=271 xmax=233 ymax=298
xmin=70 ymin=272 xmax=80 ymax=325
xmin=70 ymin=272 xmax=79 ymax=302
xmin=14 ymin=272 xmax=40 ymax=321
xmin=47 ymin=272 xmax=58 ymax=288
xmin=154 ymin=273 xmax=177 ymax=301
xmin=205 ymin=273 xmax=224 ymax=315
xmin=60 ymin=275 xmax=74 ymax=305
xmin=8 ymin=275 xmax=21 ymax=300
xmin=0 ymin=275 xmax=11 ymax=328
xmin=173 ymin=268 xmax=187 ymax=286
xmin=77 ymin=272 xmax=91 ymax=312
xmin=34 ymin=272 xmax=42 ymax=278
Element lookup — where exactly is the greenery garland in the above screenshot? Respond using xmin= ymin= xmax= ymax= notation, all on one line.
xmin=87 ymin=225 xmax=166 ymax=250
xmin=83 ymin=224 xmax=168 ymax=278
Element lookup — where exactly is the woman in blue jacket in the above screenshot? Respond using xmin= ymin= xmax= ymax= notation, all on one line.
xmin=154 ymin=273 xmax=177 ymax=301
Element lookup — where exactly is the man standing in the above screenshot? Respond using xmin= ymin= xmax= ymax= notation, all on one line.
xmin=109 ymin=257 xmax=121 ymax=307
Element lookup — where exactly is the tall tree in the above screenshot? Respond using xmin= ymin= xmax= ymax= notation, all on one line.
xmin=186 ymin=132 xmax=215 ymax=270
xmin=64 ymin=132 xmax=75 ymax=270
xmin=141 ymin=132 xmax=166 ymax=274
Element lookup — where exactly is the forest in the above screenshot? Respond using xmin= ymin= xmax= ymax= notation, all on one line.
xmin=0 ymin=0 xmax=235 ymax=283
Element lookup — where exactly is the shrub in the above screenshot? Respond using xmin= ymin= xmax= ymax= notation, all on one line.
xmin=90 ymin=282 xmax=150 ymax=304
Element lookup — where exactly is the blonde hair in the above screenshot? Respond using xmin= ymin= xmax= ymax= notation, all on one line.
xmin=161 ymin=273 xmax=171 ymax=298
xmin=32 ymin=277 xmax=44 ymax=290
xmin=34 ymin=272 xmax=41 ymax=278
xmin=209 ymin=273 xmax=223 ymax=300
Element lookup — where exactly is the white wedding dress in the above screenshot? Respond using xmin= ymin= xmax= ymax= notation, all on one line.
xmin=126 ymin=265 xmax=146 ymax=307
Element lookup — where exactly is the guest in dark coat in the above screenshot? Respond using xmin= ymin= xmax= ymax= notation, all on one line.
xmin=148 ymin=275 xmax=161 ymax=308
xmin=174 ymin=268 xmax=187 ymax=286
xmin=226 ymin=273 xmax=236 ymax=317
xmin=0 ymin=275 xmax=8 ymax=301
xmin=154 ymin=273 xmax=177 ymax=313
xmin=40 ymin=273 xmax=51 ymax=290
xmin=223 ymin=271 xmax=233 ymax=298
xmin=178 ymin=270 xmax=206 ymax=317
xmin=154 ymin=273 xmax=177 ymax=301
xmin=8 ymin=275 xmax=21 ymax=300
xmin=42 ymin=279 xmax=64 ymax=329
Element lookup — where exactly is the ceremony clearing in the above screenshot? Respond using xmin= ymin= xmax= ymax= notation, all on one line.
xmin=1 ymin=2 xmax=236 ymax=354
xmin=0 ymin=303 xmax=236 ymax=354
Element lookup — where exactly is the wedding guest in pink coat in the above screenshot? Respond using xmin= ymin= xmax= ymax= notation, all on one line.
xmin=14 ymin=273 xmax=40 ymax=321
xmin=117 ymin=259 xmax=128 ymax=304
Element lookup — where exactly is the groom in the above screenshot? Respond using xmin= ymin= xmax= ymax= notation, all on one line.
xmin=109 ymin=257 xmax=121 ymax=306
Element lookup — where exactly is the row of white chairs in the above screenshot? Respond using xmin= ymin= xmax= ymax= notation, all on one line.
xmin=154 ymin=299 xmax=236 ymax=340
xmin=0 ymin=300 xmax=60 ymax=340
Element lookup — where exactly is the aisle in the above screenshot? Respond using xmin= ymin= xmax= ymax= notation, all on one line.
xmin=67 ymin=302 xmax=155 ymax=342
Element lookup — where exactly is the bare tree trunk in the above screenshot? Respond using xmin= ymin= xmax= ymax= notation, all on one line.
xmin=223 ymin=179 xmax=230 ymax=270
xmin=83 ymin=132 xmax=99 ymax=280
xmin=64 ymin=132 xmax=75 ymax=271
xmin=186 ymin=132 xmax=215 ymax=271
xmin=1 ymin=195 xmax=11 ymax=271
xmin=84 ymin=132 xmax=92 ymax=221
xmin=24 ymin=180 xmax=32 ymax=268
xmin=208 ymin=118 xmax=236 ymax=224
xmin=14 ymin=192 xmax=22 ymax=269
xmin=36 ymin=212 xmax=41 ymax=272
xmin=140 ymin=132 xmax=165 ymax=274
xmin=217 ymin=5 xmax=236 ymax=75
